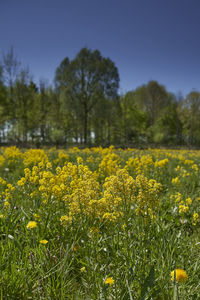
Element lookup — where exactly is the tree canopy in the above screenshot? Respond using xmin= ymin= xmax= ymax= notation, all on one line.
xmin=1 ymin=47 xmax=200 ymax=147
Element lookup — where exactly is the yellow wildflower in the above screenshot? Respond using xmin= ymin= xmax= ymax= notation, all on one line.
xmin=179 ymin=205 xmax=189 ymax=214
xmin=34 ymin=213 xmax=40 ymax=220
xmin=80 ymin=266 xmax=86 ymax=272
xmin=60 ymin=215 xmax=72 ymax=225
xmin=26 ymin=221 xmax=37 ymax=229
xmin=171 ymin=269 xmax=188 ymax=283
xmin=4 ymin=201 xmax=10 ymax=209
xmin=193 ymin=212 xmax=199 ymax=220
xmin=185 ymin=197 xmax=192 ymax=205
xmin=192 ymin=212 xmax=199 ymax=225
xmin=40 ymin=240 xmax=48 ymax=245
xmin=172 ymin=177 xmax=180 ymax=185
xmin=104 ymin=277 xmax=114 ymax=286
xmin=17 ymin=177 xmax=26 ymax=186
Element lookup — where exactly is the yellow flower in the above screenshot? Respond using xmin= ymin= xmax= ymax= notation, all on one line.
xmin=34 ymin=213 xmax=40 ymax=220
xmin=178 ymin=205 xmax=189 ymax=214
xmin=17 ymin=177 xmax=26 ymax=186
xmin=104 ymin=277 xmax=114 ymax=285
xmin=185 ymin=197 xmax=192 ymax=205
xmin=4 ymin=201 xmax=10 ymax=209
xmin=193 ymin=213 xmax=199 ymax=220
xmin=171 ymin=177 xmax=180 ymax=185
xmin=40 ymin=239 xmax=48 ymax=245
xmin=192 ymin=213 xmax=199 ymax=225
xmin=80 ymin=266 xmax=86 ymax=272
xmin=60 ymin=215 xmax=72 ymax=225
xmin=171 ymin=269 xmax=188 ymax=283
xmin=26 ymin=221 xmax=37 ymax=229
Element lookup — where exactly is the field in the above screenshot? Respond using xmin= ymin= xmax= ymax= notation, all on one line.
xmin=0 ymin=146 xmax=200 ymax=299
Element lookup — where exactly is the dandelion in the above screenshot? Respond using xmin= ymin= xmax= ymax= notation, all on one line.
xmin=104 ymin=277 xmax=114 ymax=286
xmin=171 ymin=269 xmax=188 ymax=283
xmin=40 ymin=239 xmax=48 ymax=245
xmin=26 ymin=221 xmax=37 ymax=229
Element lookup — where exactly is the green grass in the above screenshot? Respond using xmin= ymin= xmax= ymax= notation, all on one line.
xmin=0 ymin=147 xmax=200 ymax=299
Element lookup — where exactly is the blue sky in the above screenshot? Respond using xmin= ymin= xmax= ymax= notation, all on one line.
xmin=1 ymin=0 xmax=200 ymax=96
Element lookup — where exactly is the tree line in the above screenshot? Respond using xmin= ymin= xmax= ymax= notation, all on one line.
xmin=0 ymin=46 xmax=200 ymax=147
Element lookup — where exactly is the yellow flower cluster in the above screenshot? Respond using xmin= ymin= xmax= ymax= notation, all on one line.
xmin=178 ymin=204 xmax=189 ymax=214
xmin=170 ymin=193 xmax=194 ymax=216
xmin=192 ymin=212 xmax=199 ymax=225
xmin=125 ymin=154 xmax=154 ymax=175
xmin=4 ymin=146 xmax=22 ymax=164
xmin=98 ymin=152 xmax=120 ymax=177
xmin=23 ymin=149 xmax=49 ymax=167
xmin=0 ymin=155 xmax=5 ymax=166
xmin=2 ymin=146 xmax=200 ymax=234
xmin=171 ymin=177 xmax=181 ymax=185
xmin=154 ymin=158 xmax=169 ymax=168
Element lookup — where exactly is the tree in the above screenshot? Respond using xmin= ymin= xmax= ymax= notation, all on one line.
xmin=0 ymin=66 xmax=8 ymax=143
xmin=133 ymin=81 xmax=170 ymax=143
xmin=152 ymin=94 xmax=182 ymax=144
xmin=9 ymin=69 xmax=37 ymax=144
xmin=1 ymin=47 xmax=21 ymax=121
xmin=55 ymin=48 xmax=119 ymax=144
xmin=178 ymin=91 xmax=200 ymax=146
xmin=120 ymin=91 xmax=148 ymax=145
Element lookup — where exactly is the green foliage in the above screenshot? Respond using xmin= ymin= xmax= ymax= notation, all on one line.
xmin=54 ymin=47 xmax=120 ymax=144
xmin=1 ymin=47 xmax=200 ymax=147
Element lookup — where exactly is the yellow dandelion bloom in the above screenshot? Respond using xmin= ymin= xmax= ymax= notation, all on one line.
xmin=171 ymin=269 xmax=188 ymax=283
xmin=40 ymin=239 xmax=48 ymax=245
xmin=26 ymin=221 xmax=37 ymax=229
xmin=104 ymin=277 xmax=114 ymax=285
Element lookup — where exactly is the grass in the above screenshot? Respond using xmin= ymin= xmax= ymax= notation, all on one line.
xmin=0 ymin=146 xmax=200 ymax=299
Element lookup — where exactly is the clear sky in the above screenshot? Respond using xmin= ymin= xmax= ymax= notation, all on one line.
xmin=1 ymin=0 xmax=200 ymax=96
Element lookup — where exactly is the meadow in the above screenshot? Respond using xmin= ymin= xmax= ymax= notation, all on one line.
xmin=0 ymin=146 xmax=200 ymax=299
